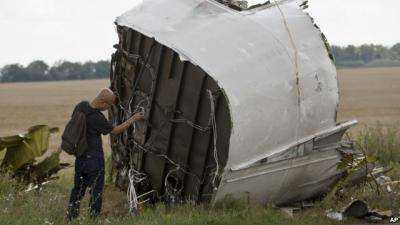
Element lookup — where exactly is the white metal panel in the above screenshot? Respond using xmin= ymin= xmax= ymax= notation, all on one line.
xmin=216 ymin=149 xmax=342 ymax=204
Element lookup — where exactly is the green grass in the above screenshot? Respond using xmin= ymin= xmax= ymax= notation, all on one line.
xmin=354 ymin=122 xmax=400 ymax=166
xmin=0 ymin=124 xmax=399 ymax=225
xmin=0 ymin=173 xmax=347 ymax=225
xmin=0 ymin=176 xmax=344 ymax=225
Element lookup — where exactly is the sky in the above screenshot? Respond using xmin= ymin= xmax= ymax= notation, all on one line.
xmin=0 ymin=0 xmax=399 ymax=67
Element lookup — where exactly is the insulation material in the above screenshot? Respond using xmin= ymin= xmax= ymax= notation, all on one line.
xmin=111 ymin=0 xmax=354 ymax=205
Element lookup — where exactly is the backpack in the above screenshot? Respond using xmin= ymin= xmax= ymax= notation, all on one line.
xmin=61 ymin=104 xmax=89 ymax=156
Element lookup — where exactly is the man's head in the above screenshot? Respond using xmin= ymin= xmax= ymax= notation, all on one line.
xmin=91 ymin=88 xmax=117 ymax=111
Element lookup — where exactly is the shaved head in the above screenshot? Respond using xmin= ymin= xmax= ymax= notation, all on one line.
xmin=94 ymin=88 xmax=117 ymax=108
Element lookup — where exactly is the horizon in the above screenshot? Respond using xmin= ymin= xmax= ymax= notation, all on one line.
xmin=1 ymin=0 xmax=399 ymax=67
xmin=1 ymin=42 xmax=398 ymax=68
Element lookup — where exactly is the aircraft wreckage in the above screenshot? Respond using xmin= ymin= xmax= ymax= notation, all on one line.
xmin=108 ymin=0 xmax=358 ymax=206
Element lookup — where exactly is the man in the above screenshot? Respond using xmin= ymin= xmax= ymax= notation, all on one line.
xmin=66 ymin=88 xmax=144 ymax=221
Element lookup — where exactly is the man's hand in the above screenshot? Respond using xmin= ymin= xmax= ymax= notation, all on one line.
xmin=128 ymin=112 xmax=145 ymax=123
xmin=111 ymin=112 xmax=146 ymax=135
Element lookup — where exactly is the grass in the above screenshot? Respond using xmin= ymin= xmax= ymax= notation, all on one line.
xmin=354 ymin=122 xmax=400 ymax=165
xmin=0 ymin=176 xmax=344 ymax=225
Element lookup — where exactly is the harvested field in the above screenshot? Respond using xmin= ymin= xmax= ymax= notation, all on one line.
xmin=0 ymin=67 xmax=399 ymax=162
xmin=337 ymin=67 xmax=400 ymax=129
xmin=0 ymin=79 xmax=109 ymax=163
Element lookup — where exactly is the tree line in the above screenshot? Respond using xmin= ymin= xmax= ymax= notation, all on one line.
xmin=332 ymin=43 xmax=400 ymax=68
xmin=0 ymin=60 xmax=110 ymax=83
xmin=1 ymin=43 xmax=400 ymax=83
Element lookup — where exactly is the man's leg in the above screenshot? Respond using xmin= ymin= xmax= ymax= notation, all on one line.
xmin=67 ymin=166 xmax=88 ymax=221
xmin=88 ymin=169 xmax=105 ymax=218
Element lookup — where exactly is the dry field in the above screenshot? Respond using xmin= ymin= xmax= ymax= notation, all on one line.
xmin=0 ymin=79 xmax=109 ymax=163
xmin=0 ymin=67 xmax=399 ymax=163
xmin=337 ymin=67 xmax=400 ymax=128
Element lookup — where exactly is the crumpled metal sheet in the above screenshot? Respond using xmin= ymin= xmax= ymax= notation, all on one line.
xmin=0 ymin=125 xmax=69 ymax=184
xmin=116 ymin=0 xmax=340 ymax=203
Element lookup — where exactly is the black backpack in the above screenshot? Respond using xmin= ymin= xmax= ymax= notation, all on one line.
xmin=61 ymin=103 xmax=89 ymax=156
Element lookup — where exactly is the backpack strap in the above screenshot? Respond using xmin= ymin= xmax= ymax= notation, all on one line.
xmin=74 ymin=101 xmax=96 ymax=117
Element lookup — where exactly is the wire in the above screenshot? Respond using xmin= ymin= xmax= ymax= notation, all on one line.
xmin=127 ymin=167 xmax=146 ymax=213
xmin=207 ymin=90 xmax=220 ymax=190
xmin=114 ymin=45 xmax=221 ymax=205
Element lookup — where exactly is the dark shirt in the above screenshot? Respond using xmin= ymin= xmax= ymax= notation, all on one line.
xmin=73 ymin=101 xmax=113 ymax=160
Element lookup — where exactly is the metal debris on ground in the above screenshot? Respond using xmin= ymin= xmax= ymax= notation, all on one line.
xmin=326 ymin=200 xmax=393 ymax=223
xmin=280 ymin=207 xmax=301 ymax=218
xmin=326 ymin=211 xmax=344 ymax=221
xmin=0 ymin=125 xmax=69 ymax=185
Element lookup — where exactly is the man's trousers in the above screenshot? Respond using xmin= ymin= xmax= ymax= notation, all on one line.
xmin=67 ymin=157 xmax=105 ymax=220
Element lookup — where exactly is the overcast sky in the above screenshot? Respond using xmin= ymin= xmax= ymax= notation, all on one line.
xmin=0 ymin=0 xmax=399 ymax=67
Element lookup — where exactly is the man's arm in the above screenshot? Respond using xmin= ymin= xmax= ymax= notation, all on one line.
xmin=110 ymin=112 xmax=145 ymax=135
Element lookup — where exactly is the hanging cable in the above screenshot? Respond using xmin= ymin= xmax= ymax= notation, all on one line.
xmin=127 ymin=168 xmax=146 ymax=213
xmin=207 ymin=90 xmax=220 ymax=190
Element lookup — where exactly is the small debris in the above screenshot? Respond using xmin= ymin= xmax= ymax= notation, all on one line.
xmin=326 ymin=199 xmax=393 ymax=222
xmin=301 ymin=201 xmax=314 ymax=209
xmin=376 ymin=175 xmax=393 ymax=192
xmin=280 ymin=207 xmax=301 ymax=218
xmin=365 ymin=215 xmax=383 ymax=223
xmin=343 ymin=200 xmax=369 ymax=218
xmin=25 ymin=181 xmax=51 ymax=192
xmin=326 ymin=211 xmax=344 ymax=221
